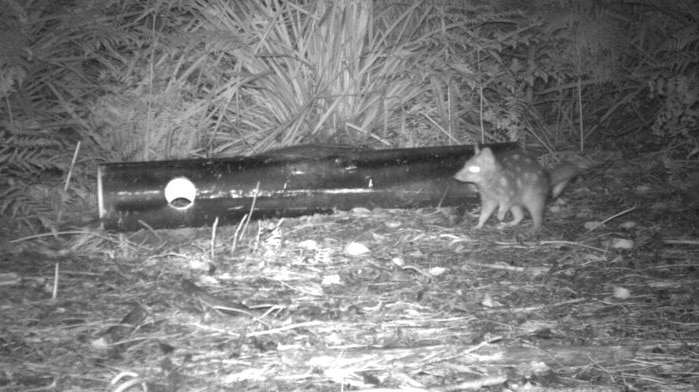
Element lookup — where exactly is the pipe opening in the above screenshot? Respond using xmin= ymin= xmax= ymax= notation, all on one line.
xmin=164 ymin=177 xmax=196 ymax=210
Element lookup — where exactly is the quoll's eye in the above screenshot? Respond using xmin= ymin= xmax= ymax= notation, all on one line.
xmin=469 ymin=166 xmax=481 ymax=173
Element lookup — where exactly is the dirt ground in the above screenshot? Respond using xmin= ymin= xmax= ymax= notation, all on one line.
xmin=1 ymin=151 xmax=698 ymax=392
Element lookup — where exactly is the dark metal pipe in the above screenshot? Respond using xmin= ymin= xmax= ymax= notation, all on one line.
xmin=97 ymin=143 xmax=515 ymax=231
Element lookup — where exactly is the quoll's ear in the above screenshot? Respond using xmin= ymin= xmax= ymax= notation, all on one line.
xmin=479 ymin=147 xmax=494 ymax=161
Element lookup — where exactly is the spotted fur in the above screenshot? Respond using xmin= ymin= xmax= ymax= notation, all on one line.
xmin=454 ymin=147 xmax=578 ymax=231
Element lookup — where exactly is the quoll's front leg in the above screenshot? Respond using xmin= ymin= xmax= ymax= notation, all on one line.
xmin=475 ymin=196 xmax=499 ymax=229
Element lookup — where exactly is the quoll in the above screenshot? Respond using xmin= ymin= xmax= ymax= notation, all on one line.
xmin=453 ymin=146 xmax=578 ymax=232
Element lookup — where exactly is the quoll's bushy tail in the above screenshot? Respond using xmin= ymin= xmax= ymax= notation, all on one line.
xmin=550 ymin=162 xmax=579 ymax=199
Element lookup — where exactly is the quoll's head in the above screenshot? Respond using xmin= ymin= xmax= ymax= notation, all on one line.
xmin=454 ymin=147 xmax=494 ymax=183
xmin=454 ymin=161 xmax=481 ymax=182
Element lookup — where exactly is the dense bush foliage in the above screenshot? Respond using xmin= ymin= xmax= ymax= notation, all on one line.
xmin=1 ymin=0 xmax=697 ymax=229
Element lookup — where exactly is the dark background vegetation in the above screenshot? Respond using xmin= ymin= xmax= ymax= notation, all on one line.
xmin=1 ymin=2 xmax=699 ymax=392
xmin=1 ymin=0 xmax=697 ymax=231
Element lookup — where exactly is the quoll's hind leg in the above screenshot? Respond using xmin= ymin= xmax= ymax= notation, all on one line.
xmin=526 ymin=198 xmax=546 ymax=232
xmin=496 ymin=201 xmax=512 ymax=222
xmin=475 ymin=197 xmax=499 ymax=229
xmin=504 ymin=205 xmax=525 ymax=227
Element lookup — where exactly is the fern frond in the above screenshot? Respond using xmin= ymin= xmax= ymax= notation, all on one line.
xmin=0 ymin=129 xmax=69 ymax=178
xmin=659 ymin=25 xmax=699 ymax=52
